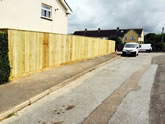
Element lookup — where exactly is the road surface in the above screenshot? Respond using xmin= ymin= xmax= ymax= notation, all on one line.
xmin=1 ymin=53 xmax=164 ymax=124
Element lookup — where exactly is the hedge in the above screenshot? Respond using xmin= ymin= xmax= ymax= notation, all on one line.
xmin=0 ymin=31 xmax=10 ymax=84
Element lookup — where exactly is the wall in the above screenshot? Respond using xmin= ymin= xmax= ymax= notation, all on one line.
xmin=123 ymin=30 xmax=139 ymax=43
xmin=7 ymin=29 xmax=115 ymax=80
xmin=138 ymin=30 xmax=144 ymax=43
xmin=0 ymin=0 xmax=68 ymax=34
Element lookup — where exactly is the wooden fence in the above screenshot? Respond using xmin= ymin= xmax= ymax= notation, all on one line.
xmin=7 ymin=29 xmax=115 ymax=80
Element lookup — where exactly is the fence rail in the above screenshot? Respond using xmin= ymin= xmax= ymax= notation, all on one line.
xmin=6 ymin=29 xmax=115 ymax=80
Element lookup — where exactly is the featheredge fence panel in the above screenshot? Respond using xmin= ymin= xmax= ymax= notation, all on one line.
xmin=5 ymin=29 xmax=116 ymax=80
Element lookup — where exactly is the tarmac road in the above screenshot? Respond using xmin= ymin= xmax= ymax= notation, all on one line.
xmin=1 ymin=53 xmax=164 ymax=124
xmin=149 ymin=55 xmax=165 ymax=124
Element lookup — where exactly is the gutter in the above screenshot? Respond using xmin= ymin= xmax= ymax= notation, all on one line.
xmin=59 ymin=0 xmax=72 ymax=14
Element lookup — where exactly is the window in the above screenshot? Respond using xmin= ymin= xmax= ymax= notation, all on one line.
xmin=124 ymin=44 xmax=137 ymax=48
xmin=130 ymin=36 xmax=136 ymax=40
xmin=41 ymin=4 xmax=52 ymax=20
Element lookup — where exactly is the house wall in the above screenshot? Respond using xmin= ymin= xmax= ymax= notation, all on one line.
xmin=0 ymin=0 xmax=68 ymax=34
xmin=122 ymin=30 xmax=139 ymax=43
xmin=138 ymin=30 xmax=144 ymax=43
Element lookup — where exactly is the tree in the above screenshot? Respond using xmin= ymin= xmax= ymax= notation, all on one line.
xmin=145 ymin=33 xmax=165 ymax=52
xmin=109 ymin=36 xmax=124 ymax=51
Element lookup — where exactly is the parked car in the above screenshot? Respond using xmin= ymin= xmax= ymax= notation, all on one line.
xmin=139 ymin=44 xmax=152 ymax=52
xmin=122 ymin=42 xmax=139 ymax=56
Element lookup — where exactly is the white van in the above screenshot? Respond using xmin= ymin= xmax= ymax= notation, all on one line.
xmin=122 ymin=42 xmax=139 ymax=56
xmin=139 ymin=44 xmax=152 ymax=52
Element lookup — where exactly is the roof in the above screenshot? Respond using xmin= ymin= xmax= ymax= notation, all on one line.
xmin=59 ymin=0 xmax=72 ymax=14
xmin=73 ymin=28 xmax=143 ymax=38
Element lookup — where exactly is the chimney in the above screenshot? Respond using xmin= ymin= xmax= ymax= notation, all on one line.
xmin=98 ymin=28 xmax=101 ymax=32
xmin=84 ymin=28 xmax=87 ymax=36
xmin=117 ymin=27 xmax=120 ymax=31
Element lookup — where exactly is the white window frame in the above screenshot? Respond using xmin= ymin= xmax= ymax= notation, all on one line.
xmin=41 ymin=3 xmax=52 ymax=20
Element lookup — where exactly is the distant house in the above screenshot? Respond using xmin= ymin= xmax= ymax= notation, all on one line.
xmin=0 ymin=0 xmax=72 ymax=34
xmin=73 ymin=27 xmax=144 ymax=43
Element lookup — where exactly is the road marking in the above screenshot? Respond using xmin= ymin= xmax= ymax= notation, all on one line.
xmin=83 ymin=64 xmax=150 ymax=124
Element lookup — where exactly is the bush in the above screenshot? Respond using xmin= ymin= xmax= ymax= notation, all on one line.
xmin=0 ymin=31 xmax=10 ymax=84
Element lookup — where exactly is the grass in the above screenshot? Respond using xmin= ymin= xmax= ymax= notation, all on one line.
xmin=5 ymin=113 xmax=16 ymax=119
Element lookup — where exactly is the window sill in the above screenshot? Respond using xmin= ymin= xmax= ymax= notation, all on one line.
xmin=41 ymin=17 xmax=53 ymax=21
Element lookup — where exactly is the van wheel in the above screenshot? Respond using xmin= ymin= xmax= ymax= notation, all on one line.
xmin=133 ymin=53 xmax=136 ymax=57
xmin=122 ymin=52 xmax=125 ymax=56
xmin=133 ymin=53 xmax=137 ymax=57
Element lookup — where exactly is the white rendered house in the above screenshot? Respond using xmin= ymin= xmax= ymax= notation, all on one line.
xmin=0 ymin=0 xmax=72 ymax=34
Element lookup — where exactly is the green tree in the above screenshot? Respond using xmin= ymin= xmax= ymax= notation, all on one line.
xmin=145 ymin=33 xmax=165 ymax=52
xmin=109 ymin=36 xmax=124 ymax=51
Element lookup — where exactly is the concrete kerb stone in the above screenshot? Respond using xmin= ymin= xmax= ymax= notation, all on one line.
xmin=0 ymin=55 xmax=120 ymax=121
xmin=0 ymin=100 xmax=30 ymax=121
xmin=12 ymin=101 xmax=30 ymax=113
xmin=0 ymin=109 xmax=14 ymax=121
xmin=29 ymin=90 xmax=50 ymax=104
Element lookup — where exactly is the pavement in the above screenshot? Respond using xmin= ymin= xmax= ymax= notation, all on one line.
xmin=0 ymin=53 xmax=118 ymax=121
xmin=1 ymin=53 xmax=162 ymax=124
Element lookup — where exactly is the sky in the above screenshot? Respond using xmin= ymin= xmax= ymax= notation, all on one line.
xmin=67 ymin=0 xmax=165 ymax=34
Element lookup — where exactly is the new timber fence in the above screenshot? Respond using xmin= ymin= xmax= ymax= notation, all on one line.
xmin=0 ymin=29 xmax=115 ymax=82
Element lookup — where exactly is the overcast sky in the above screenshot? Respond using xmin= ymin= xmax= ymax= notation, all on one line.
xmin=67 ymin=0 xmax=165 ymax=34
